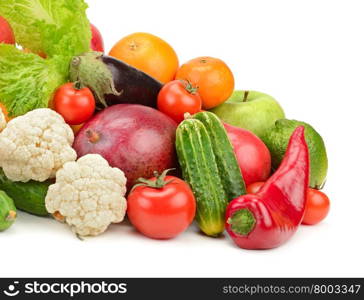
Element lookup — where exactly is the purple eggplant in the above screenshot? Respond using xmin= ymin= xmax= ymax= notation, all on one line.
xmin=69 ymin=52 xmax=162 ymax=108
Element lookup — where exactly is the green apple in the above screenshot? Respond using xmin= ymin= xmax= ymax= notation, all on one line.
xmin=210 ymin=90 xmax=285 ymax=138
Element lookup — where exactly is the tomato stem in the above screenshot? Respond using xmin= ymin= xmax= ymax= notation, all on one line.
xmin=181 ymin=80 xmax=199 ymax=95
xmin=132 ymin=169 xmax=175 ymax=191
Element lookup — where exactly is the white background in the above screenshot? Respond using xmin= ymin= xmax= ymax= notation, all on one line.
xmin=1 ymin=0 xmax=364 ymax=277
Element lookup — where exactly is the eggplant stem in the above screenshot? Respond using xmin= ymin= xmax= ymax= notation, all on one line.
xmin=73 ymin=81 xmax=83 ymax=90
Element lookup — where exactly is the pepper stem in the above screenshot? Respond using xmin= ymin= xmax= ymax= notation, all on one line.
xmin=227 ymin=209 xmax=256 ymax=236
xmin=131 ymin=169 xmax=175 ymax=191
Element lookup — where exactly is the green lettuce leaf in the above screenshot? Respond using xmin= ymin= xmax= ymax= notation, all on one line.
xmin=0 ymin=0 xmax=91 ymax=116
xmin=0 ymin=45 xmax=65 ymax=116
xmin=0 ymin=0 xmax=91 ymax=58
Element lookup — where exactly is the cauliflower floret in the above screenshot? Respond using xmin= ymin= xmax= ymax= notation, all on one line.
xmin=45 ymin=154 xmax=127 ymax=237
xmin=0 ymin=108 xmax=76 ymax=182
xmin=0 ymin=109 xmax=6 ymax=132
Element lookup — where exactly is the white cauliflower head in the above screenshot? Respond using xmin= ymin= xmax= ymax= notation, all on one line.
xmin=0 ymin=108 xmax=6 ymax=132
xmin=45 ymin=154 xmax=127 ymax=237
xmin=0 ymin=108 xmax=76 ymax=182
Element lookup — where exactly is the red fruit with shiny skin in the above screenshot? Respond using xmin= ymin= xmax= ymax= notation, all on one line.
xmin=73 ymin=104 xmax=177 ymax=190
xmin=0 ymin=16 xmax=15 ymax=44
xmin=53 ymin=83 xmax=95 ymax=125
xmin=302 ymin=188 xmax=330 ymax=225
xmin=157 ymin=80 xmax=202 ymax=123
xmin=90 ymin=24 xmax=104 ymax=52
xmin=224 ymin=123 xmax=271 ymax=186
xmin=127 ymin=171 xmax=196 ymax=239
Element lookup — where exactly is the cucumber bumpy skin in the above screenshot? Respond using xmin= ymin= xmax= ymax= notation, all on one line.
xmin=0 ymin=169 xmax=50 ymax=216
xmin=193 ymin=112 xmax=246 ymax=201
xmin=176 ymin=119 xmax=228 ymax=237
xmin=0 ymin=190 xmax=16 ymax=231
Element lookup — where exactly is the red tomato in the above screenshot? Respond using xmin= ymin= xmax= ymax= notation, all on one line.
xmin=247 ymin=181 xmax=265 ymax=194
xmin=53 ymin=83 xmax=95 ymax=125
xmin=157 ymin=80 xmax=202 ymax=123
xmin=127 ymin=171 xmax=196 ymax=239
xmin=0 ymin=16 xmax=15 ymax=44
xmin=303 ymin=188 xmax=330 ymax=225
xmin=90 ymin=24 xmax=104 ymax=52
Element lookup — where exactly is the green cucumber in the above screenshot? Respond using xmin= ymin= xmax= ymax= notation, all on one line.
xmin=176 ymin=119 xmax=227 ymax=236
xmin=0 ymin=169 xmax=50 ymax=216
xmin=0 ymin=190 xmax=16 ymax=231
xmin=193 ymin=112 xmax=246 ymax=200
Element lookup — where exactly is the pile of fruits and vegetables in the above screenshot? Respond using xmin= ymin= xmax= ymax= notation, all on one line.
xmin=0 ymin=0 xmax=330 ymax=249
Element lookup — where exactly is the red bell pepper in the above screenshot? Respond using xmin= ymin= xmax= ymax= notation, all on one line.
xmin=225 ymin=126 xmax=309 ymax=249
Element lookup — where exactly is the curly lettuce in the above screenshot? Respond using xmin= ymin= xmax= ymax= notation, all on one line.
xmin=0 ymin=45 xmax=66 ymax=116
xmin=0 ymin=0 xmax=91 ymax=58
xmin=0 ymin=0 xmax=91 ymax=116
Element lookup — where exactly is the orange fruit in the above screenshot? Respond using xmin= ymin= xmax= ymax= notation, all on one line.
xmin=109 ymin=32 xmax=179 ymax=83
xmin=175 ymin=56 xmax=235 ymax=109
